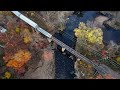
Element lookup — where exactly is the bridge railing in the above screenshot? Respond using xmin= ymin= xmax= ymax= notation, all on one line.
xmin=60 ymin=30 xmax=120 ymax=78
xmin=11 ymin=11 xmax=120 ymax=79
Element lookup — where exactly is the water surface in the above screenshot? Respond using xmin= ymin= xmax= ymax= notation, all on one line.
xmin=55 ymin=11 xmax=120 ymax=79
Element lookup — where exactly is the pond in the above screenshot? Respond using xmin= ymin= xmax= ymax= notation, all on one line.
xmin=54 ymin=11 xmax=120 ymax=79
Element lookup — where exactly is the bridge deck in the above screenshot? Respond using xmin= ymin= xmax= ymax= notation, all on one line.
xmin=11 ymin=11 xmax=114 ymax=76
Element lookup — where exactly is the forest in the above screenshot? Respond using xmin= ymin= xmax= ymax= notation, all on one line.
xmin=0 ymin=11 xmax=120 ymax=79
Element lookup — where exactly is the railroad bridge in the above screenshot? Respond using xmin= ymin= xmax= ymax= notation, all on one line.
xmin=11 ymin=11 xmax=120 ymax=78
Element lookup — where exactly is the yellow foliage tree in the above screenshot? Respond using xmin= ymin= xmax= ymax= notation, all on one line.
xmin=116 ymin=56 xmax=120 ymax=63
xmin=1 ymin=71 xmax=12 ymax=79
xmin=15 ymin=27 xmax=20 ymax=33
xmin=20 ymin=28 xmax=32 ymax=44
xmin=74 ymin=22 xmax=103 ymax=45
xmin=4 ymin=72 xmax=11 ymax=79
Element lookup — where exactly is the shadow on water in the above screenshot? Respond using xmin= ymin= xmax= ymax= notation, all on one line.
xmin=54 ymin=11 xmax=98 ymax=79
xmin=54 ymin=11 xmax=120 ymax=79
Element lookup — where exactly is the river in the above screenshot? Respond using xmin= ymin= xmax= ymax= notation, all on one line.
xmin=54 ymin=11 xmax=120 ymax=79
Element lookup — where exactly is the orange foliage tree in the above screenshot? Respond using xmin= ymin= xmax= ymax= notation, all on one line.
xmin=6 ymin=50 xmax=31 ymax=70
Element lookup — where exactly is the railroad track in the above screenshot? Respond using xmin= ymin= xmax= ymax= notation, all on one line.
xmin=11 ymin=11 xmax=114 ymax=76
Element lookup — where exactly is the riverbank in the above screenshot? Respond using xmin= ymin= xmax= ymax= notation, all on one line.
xmin=99 ymin=11 xmax=120 ymax=30
xmin=74 ymin=12 xmax=120 ymax=79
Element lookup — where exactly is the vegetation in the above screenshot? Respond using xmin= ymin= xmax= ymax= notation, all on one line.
xmin=0 ymin=11 xmax=49 ymax=79
xmin=75 ymin=60 xmax=94 ymax=79
xmin=6 ymin=50 xmax=31 ymax=70
xmin=116 ymin=56 xmax=120 ymax=63
xmin=74 ymin=22 xmax=120 ymax=79
xmin=74 ymin=22 xmax=103 ymax=45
